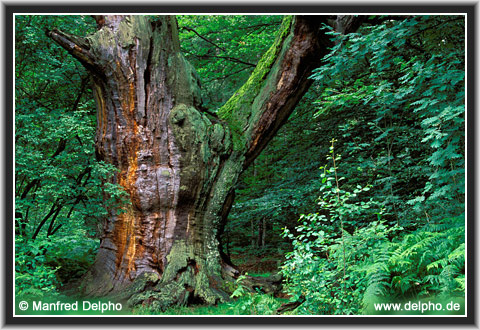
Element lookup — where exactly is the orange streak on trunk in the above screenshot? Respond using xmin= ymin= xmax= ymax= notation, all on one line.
xmin=114 ymin=80 xmax=140 ymax=279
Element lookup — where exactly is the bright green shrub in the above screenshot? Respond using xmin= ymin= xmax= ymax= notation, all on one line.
xmin=15 ymin=236 xmax=60 ymax=299
xmin=280 ymin=140 xmax=393 ymax=314
xmin=281 ymin=141 xmax=465 ymax=315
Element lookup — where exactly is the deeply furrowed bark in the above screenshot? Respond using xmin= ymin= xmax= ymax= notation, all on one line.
xmin=48 ymin=14 xmax=360 ymax=310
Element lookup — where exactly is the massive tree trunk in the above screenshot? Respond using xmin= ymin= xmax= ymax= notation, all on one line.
xmin=48 ymin=14 xmax=359 ymax=310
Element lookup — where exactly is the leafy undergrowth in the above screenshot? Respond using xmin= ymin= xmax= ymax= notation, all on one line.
xmin=16 ymin=283 xmax=288 ymax=316
xmin=132 ymin=292 xmax=287 ymax=315
xmin=132 ymin=270 xmax=287 ymax=315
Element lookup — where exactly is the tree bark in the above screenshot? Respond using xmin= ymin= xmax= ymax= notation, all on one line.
xmin=48 ymin=14 xmax=359 ymax=310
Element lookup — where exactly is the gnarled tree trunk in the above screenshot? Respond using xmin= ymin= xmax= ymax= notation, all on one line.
xmin=48 ymin=14 xmax=359 ymax=310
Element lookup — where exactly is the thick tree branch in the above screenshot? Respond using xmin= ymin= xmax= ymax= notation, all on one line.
xmin=243 ymin=16 xmax=328 ymax=168
xmin=47 ymin=29 xmax=97 ymax=71
xmin=217 ymin=16 xmax=325 ymax=167
xmin=218 ymin=15 xmax=364 ymax=170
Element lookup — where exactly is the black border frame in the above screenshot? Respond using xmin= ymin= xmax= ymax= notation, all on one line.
xmin=4 ymin=2 xmax=476 ymax=326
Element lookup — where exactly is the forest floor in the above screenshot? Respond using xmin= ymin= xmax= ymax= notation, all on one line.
xmin=132 ymin=253 xmax=290 ymax=315
xmin=15 ymin=254 xmax=290 ymax=316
